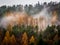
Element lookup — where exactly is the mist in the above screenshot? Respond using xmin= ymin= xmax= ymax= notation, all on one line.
xmin=0 ymin=5 xmax=58 ymax=31
xmin=32 ymin=7 xmax=52 ymax=31
xmin=0 ymin=12 xmax=27 ymax=29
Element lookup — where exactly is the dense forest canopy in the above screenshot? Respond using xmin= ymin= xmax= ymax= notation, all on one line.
xmin=0 ymin=1 xmax=60 ymax=45
xmin=0 ymin=1 xmax=60 ymax=16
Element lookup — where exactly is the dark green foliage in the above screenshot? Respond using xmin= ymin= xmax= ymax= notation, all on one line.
xmin=0 ymin=5 xmax=7 ymax=17
xmin=29 ymin=43 xmax=34 ymax=45
xmin=0 ymin=2 xmax=60 ymax=16
xmin=43 ymin=25 xmax=56 ymax=39
xmin=37 ymin=33 xmax=47 ymax=45
xmin=53 ymin=40 xmax=58 ymax=45
xmin=57 ymin=25 xmax=60 ymax=37
xmin=12 ymin=25 xmax=37 ymax=37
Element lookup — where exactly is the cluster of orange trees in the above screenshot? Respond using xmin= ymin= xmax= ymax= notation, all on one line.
xmin=0 ymin=31 xmax=36 ymax=45
xmin=3 ymin=31 xmax=36 ymax=45
xmin=0 ymin=24 xmax=38 ymax=45
xmin=0 ymin=24 xmax=59 ymax=45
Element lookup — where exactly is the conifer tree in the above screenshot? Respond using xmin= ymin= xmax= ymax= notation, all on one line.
xmin=2 ymin=31 xmax=10 ymax=45
xmin=29 ymin=36 xmax=36 ymax=45
xmin=10 ymin=34 xmax=16 ymax=45
xmin=21 ymin=32 xmax=28 ymax=45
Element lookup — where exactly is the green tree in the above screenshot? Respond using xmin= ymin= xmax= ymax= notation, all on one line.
xmin=37 ymin=33 xmax=44 ymax=45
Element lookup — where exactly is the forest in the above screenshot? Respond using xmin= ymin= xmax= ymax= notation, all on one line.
xmin=0 ymin=1 xmax=60 ymax=45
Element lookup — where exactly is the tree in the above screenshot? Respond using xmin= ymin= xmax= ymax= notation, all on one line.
xmin=12 ymin=25 xmax=20 ymax=36
xmin=10 ymin=34 xmax=16 ymax=45
xmin=37 ymin=33 xmax=46 ymax=45
xmin=0 ymin=5 xmax=7 ymax=17
xmin=21 ymin=32 xmax=28 ymax=45
xmin=1 ymin=31 xmax=10 ymax=45
xmin=24 ymin=4 xmax=30 ymax=15
xmin=29 ymin=36 xmax=36 ymax=45
xmin=43 ymin=25 xmax=56 ymax=39
xmin=7 ymin=24 xmax=12 ymax=31
xmin=57 ymin=25 xmax=60 ymax=37
xmin=0 ymin=29 xmax=3 ymax=45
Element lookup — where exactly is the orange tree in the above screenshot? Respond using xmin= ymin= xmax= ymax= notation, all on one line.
xmin=21 ymin=32 xmax=28 ymax=45
xmin=1 ymin=31 xmax=10 ymax=45
xmin=29 ymin=35 xmax=36 ymax=45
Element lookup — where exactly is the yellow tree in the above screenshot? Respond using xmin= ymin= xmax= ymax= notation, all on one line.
xmin=21 ymin=32 xmax=28 ymax=45
xmin=29 ymin=36 xmax=36 ymax=45
xmin=10 ymin=34 xmax=16 ymax=45
xmin=1 ymin=31 xmax=10 ymax=45
xmin=7 ymin=24 xmax=12 ymax=31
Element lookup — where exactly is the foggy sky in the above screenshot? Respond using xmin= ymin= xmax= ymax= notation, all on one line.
xmin=0 ymin=0 xmax=60 ymax=6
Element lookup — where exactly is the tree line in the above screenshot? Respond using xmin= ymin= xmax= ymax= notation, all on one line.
xmin=0 ymin=1 xmax=60 ymax=17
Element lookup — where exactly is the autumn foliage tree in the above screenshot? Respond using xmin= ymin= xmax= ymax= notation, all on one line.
xmin=10 ymin=34 xmax=16 ymax=45
xmin=1 ymin=31 xmax=10 ymax=45
xmin=7 ymin=24 xmax=12 ymax=31
xmin=29 ymin=36 xmax=36 ymax=45
xmin=21 ymin=32 xmax=28 ymax=45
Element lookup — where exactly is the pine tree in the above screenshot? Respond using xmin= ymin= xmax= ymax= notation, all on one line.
xmin=10 ymin=34 xmax=16 ymax=45
xmin=1 ymin=31 xmax=10 ymax=45
xmin=29 ymin=36 xmax=36 ymax=45
xmin=21 ymin=32 xmax=28 ymax=45
xmin=7 ymin=24 xmax=12 ymax=31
